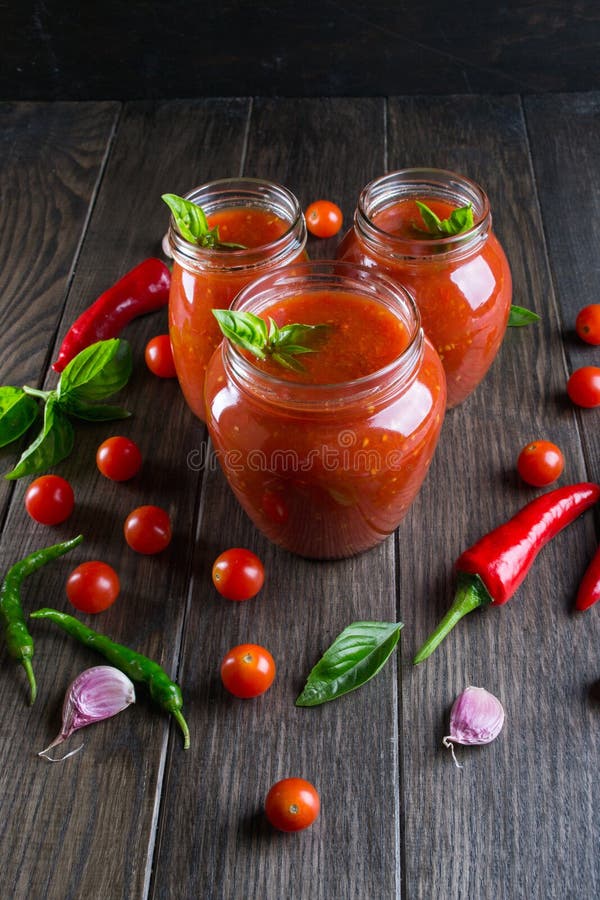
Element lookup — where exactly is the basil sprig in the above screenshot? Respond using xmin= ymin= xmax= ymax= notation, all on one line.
xmin=507 ymin=304 xmax=540 ymax=327
xmin=2 ymin=339 xmax=132 ymax=480
xmin=213 ymin=309 xmax=331 ymax=372
xmin=296 ymin=621 xmax=403 ymax=707
xmin=162 ymin=193 xmax=246 ymax=250
xmin=414 ymin=200 xmax=474 ymax=237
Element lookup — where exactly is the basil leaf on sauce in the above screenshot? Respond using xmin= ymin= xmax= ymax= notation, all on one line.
xmin=161 ymin=193 xmax=246 ymax=249
xmin=0 ymin=387 xmax=38 ymax=448
xmin=507 ymin=305 xmax=541 ymax=327
xmin=213 ymin=309 xmax=330 ymax=372
xmin=414 ymin=200 xmax=474 ymax=237
xmin=296 ymin=621 xmax=403 ymax=707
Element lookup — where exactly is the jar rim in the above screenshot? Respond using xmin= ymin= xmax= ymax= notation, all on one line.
xmin=221 ymin=260 xmax=425 ymax=410
xmin=356 ymin=167 xmax=491 ymax=259
xmin=167 ymin=177 xmax=306 ymax=272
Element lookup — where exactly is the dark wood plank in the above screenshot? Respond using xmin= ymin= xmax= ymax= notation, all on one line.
xmin=0 ymin=101 xmax=119 ymax=522
xmin=0 ymin=99 xmax=250 ymax=900
xmin=151 ymin=98 xmax=402 ymax=900
xmin=387 ymin=95 xmax=599 ymax=899
xmin=3 ymin=3 xmax=600 ymax=99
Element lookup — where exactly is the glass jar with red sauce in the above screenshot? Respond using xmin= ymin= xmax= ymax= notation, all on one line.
xmin=166 ymin=178 xmax=307 ymax=420
xmin=204 ymin=261 xmax=446 ymax=559
xmin=337 ymin=169 xmax=512 ymax=407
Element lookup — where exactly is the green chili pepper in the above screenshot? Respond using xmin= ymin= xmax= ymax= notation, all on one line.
xmin=1 ymin=535 xmax=83 ymax=704
xmin=30 ymin=608 xmax=190 ymax=749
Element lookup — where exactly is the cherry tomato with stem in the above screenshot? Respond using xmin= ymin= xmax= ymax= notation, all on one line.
xmin=220 ymin=643 xmax=276 ymax=698
xmin=517 ymin=440 xmax=565 ymax=487
xmin=567 ymin=366 xmax=600 ymax=408
xmin=24 ymin=475 xmax=74 ymax=525
xmin=66 ymin=561 xmax=120 ymax=613
xmin=265 ymin=777 xmax=321 ymax=832
xmin=96 ymin=436 xmax=142 ymax=482
xmin=305 ymin=200 xmax=343 ymax=238
xmin=145 ymin=334 xmax=177 ymax=378
xmin=575 ymin=304 xmax=600 ymax=345
xmin=212 ymin=548 xmax=265 ymax=601
xmin=124 ymin=505 xmax=172 ymax=554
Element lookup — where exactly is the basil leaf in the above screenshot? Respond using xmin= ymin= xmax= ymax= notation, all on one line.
xmin=64 ymin=400 xmax=131 ymax=421
xmin=296 ymin=621 xmax=403 ymax=707
xmin=162 ymin=193 xmax=246 ymax=249
xmin=57 ymin=339 xmax=133 ymax=405
xmin=507 ymin=305 xmax=541 ymax=327
xmin=212 ymin=309 xmax=269 ymax=359
xmin=0 ymin=387 xmax=38 ymax=448
xmin=415 ymin=201 xmax=474 ymax=237
xmin=5 ymin=396 xmax=74 ymax=480
xmin=213 ymin=310 xmax=331 ymax=372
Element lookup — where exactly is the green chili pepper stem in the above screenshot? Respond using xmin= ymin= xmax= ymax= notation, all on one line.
xmin=23 ymin=658 xmax=37 ymax=704
xmin=413 ymin=573 xmax=492 ymax=665
xmin=172 ymin=709 xmax=190 ymax=750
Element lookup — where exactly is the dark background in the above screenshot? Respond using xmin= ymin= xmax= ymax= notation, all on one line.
xmin=2 ymin=0 xmax=599 ymax=100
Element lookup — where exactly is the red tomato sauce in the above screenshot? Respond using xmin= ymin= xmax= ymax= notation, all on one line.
xmin=169 ymin=206 xmax=299 ymax=421
xmin=254 ymin=290 xmax=411 ymax=383
xmin=338 ymin=197 xmax=512 ymax=407
xmin=205 ymin=287 xmax=446 ymax=559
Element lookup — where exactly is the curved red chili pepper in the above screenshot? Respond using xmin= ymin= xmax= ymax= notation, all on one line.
xmin=52 ymin=258 xmax=171 ymax=373
xmin=576 ymin=544 xmax=600 ymax=611
xmin=414 ymin=482 xmax=600 ymax=663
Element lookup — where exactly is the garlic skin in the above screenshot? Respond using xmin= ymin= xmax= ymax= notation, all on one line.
xmin=443 ymin=686 xmax=504 ymax=769
xmin=38 ymin=666 xmax=136 ymax=762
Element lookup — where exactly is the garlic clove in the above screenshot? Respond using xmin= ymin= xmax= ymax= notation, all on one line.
xmin=38 ymin=665 xmax=135 ymax=762
xmin=443 ymin=685 xmax=504 ymax=769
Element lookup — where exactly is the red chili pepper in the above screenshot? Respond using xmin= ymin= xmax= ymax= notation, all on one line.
xmin=52 ymin=258 xmax=171 ymax=372
xmin=413 ymin=482 xmax=600 ymax=663
xmin=576 ymin=544 xmax=600 ymax=611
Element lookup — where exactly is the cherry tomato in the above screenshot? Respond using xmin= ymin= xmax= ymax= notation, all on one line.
xmin=575 ymin=304 xmax=600 ymax=345
xmin=567 ymin=366 xmax=600 ymax=408
xmin=212 ymin=548 xmax=265 ymax=601
xmin=66 ymin=561 xmax=120 ymax=613
xmin=96 ymin=436 xmax=142 ymax=482
xmin=24 ymin=475 xmax=74 ymax=525
xmin=305 ymin=200 xmax=343 ymax=238
xmin=516 ymin=440 xmax=565 ymax=487
xmin=124 ymin=505 xmax=172 ymax=554
xmin=220 ymin=643 xmax=276 ymax=698
xmin=265 ymin=777 xmax=320 ymax=832
xmin=145 ymin=334 xmax=177 ymax=378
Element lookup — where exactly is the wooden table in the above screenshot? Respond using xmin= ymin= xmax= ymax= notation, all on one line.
xmin=0 ymin=95 xmax=599 ymax=900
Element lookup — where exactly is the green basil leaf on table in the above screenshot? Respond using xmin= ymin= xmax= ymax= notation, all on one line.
xmin=64 ymin=400 xmax=131 ymax=422
xmin=5 ymin=396 xmax=74 ymax=480
xmin=296 ymin=620 xmax=403 ymax=707
xmin=507 ymin=305 xmax=541 ymax=327
xmin=57 ymin=339 xmax=133 ymax=404
xmin=0 ymin=387 xmax=38 ymax=448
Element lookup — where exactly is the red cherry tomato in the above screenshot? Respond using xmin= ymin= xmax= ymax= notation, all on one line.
xmin=66 ymin=561 xmax=120 ymax=613
xmin=96 ymin=436 xmax=142 ymax=482
xmin=265 ymin=777 xmax=321 ymax=832
xmin=305 ymin=200 xmax=343 ymax=238
xmin=145 ymin=334 xmax=177 ymax=378
xmin=516 ymin=440 xmax=565 ymax=487
xmin=567 ymin=366 xmax=600 ymax=408
xmin=211 ymin=548 xmax=265 ymax=601
xmin=575 ymin=304 xmax=600 ymax=345
xmin=24 ymin=475 xmax=74 ymax=525
xmin=124 ymin=505 xmax=172 ymax=554
xmin=220 ymin=643 xmax=276 ymax=698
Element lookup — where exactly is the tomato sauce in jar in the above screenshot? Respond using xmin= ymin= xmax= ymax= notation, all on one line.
xmin=167 ymin=178 xmax=307 ymax=421
xmin=337 ymin=169 xmax=512 ymax=407
xmin=204 ymin=261 xmax=446 ymax=559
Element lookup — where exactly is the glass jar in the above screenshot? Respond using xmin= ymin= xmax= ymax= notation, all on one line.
xmin=204 ymin=261 xmax=446 ymax=559
xmin=166 ymin=178 xmax=307 ymax=421
xmin=337 ymin=168 xmax=512 ymax=407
